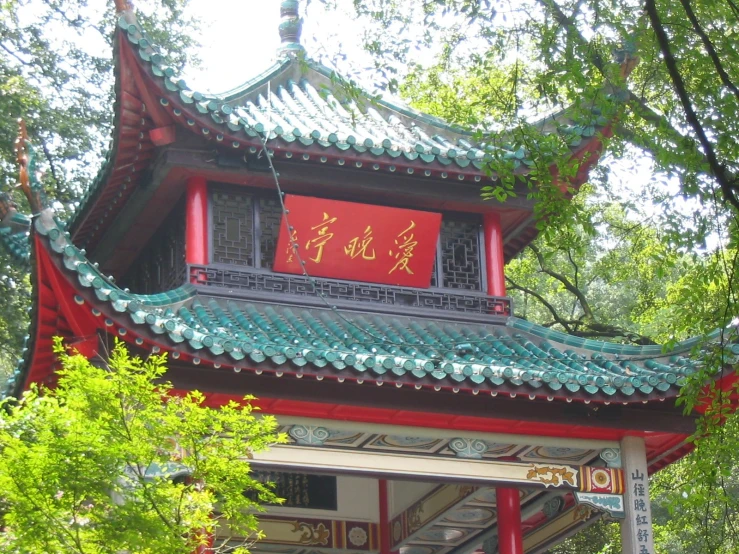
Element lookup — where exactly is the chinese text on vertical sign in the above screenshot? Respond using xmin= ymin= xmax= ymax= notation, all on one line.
xmin=632 ymin=469 xmax=651 ymax=554
xmin=274 ymin=195 xmax=442 ymax=288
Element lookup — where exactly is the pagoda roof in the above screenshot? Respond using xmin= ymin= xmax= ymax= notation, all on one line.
xmin=65 ymin=9 xmax=615 ymax=252
xmin=116 ymin=15 xmax=609 ymax=170
xmin=6 ymin=205 xmax=727 ymax=408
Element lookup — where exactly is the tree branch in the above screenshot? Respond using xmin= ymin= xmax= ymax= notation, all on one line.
xmin=529 ymin=244 xmax=594 ymax=319
xmin=578 ymin=322 xmax=657 ymax=345
xmin=678 ymin=0 xmax=739 ymax=103
xmin=644 ymin=0 xmax=739 ymax=211
xmin=40 ymin=138 xmax=62 ymax=193
xmin=565 ymin=246 xmax=580 ymax=289
xmin=5 ymin=470 xmax=84 ymax=553
xmin=537 ymin=0 xmax=739 ymax=208
xmin=537 ymin=0 xmax=607 ymax=73
xmin=505 ymin=276 xmax=575 ymax=333
xmin=507 ymin=274 xmax=656 ymax=344
xmin=0 ymin=42 xmax=35 ymax=70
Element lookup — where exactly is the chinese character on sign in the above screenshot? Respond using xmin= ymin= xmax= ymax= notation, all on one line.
xmin=634 ymin=483 xmax=646 ymax=497
xmin=634 ymin=499 xmax=647 ymax=512
xmin=639 ymin=546 xmax=650 ymax=554
xmin=344 ymin=225 xmax=376 ymax=260
xmin=637 ymin=529 xmax=650 ymax=542
xmin=636 ymin=515 xmax=648 ymax=525
xmin=388 ymin=221 xmax=417 ymax=275
xmin=631 ymin=469 xmax=645 ymax=481
xmin=285 ymin=229 xmax=299 ymax=263
xmin=305 ymin=212 xmax=337 ymax=263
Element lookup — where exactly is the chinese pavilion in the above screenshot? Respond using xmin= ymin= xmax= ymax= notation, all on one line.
xmin=1 ymin=2 xmax=734 ymax=554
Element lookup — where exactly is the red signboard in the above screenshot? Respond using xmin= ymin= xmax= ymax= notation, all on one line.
xmin=273 ymin=195 xmax=442 ymax=288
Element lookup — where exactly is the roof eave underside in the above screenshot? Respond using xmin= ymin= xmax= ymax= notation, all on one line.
xmin=67 ymin=29 xmax=158 ymax=249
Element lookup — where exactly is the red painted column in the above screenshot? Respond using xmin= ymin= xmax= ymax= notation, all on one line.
xmin=496 ymin=488 xmax=523 ymax=554
xmin=186 ymin=175 xmax=208 ymax=266
xmin=379 ymin=480 xmax=395 ymax=554
xmin=483 ymin=212 xmax=506 ymax=297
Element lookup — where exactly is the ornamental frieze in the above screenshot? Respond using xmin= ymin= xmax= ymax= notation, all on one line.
xmin=526 ymin=464 xmax=578 ymax=488
xmin=259 ymin=516 xmax=379 ymax=551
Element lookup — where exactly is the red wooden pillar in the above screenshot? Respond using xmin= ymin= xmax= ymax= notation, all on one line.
xmin=483 ymin=212 xmax=506 ymax=297
xmin=496 ymin=488 xmax=523 ymax=554
xmin=185 ymin=475 xmax=215 ymax=553
xmin=186 ymin=176 xmax=208 ymax=284
xmin=379 ymin=480 xmax=394 ymax=554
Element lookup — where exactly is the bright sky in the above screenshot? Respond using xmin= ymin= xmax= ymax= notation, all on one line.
xmin=181 ymin=0 xmax=280 ymax=92
xmin=181 ymin=0 xmax=371 ymax=94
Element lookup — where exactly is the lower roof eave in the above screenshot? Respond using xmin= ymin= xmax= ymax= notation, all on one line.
xmin=39 ymin=273 xmax=696 ymax=406
xmin=19 ymin=234 xmax=700 ymax=462
xmin=68 ymin=287 xmax=688 ymax=410
xmin=27 ymin=211 xmax=707 ymax=425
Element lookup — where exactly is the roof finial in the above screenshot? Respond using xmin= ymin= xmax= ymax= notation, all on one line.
xmin=612 ymin=37 xmax=640 ymax=79
xmin=14 ymin=120 xmax=31 ymax=203
xmin=14 ymin=119 xmax=44 ymax=214
xmin=278 ymin=0 xmax=305 ymax=56
xmin=114 ymin=0 xmax=134 ymax=12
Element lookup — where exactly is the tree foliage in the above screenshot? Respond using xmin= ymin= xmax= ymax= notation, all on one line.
xmin=651 ymin=396 xmax=739 ymax=554
xmin=0 ymin=338 xmax=283 ymax=553
xmin=341 ymin=0 xmax=739 ymax=239
xmin=500 ymin=205 xmax=739 ymax=553
xmin=393 ymin=26 xmax=739 ymax=547
xmin=505 ymin=189 xmax=683 ymax=345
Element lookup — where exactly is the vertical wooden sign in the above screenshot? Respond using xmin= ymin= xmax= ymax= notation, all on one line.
xmin=621 ymin=436 xmax=655 ymax=554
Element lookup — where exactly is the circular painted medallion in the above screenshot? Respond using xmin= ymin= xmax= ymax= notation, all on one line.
xmin=471 ymin=489 xmax=498 ymax=504
xmin=591 ymin=468 xmax=612 ymax=488
xmin=380 ymin=436 xmax=439 ymax=449
xmin=531 ymin=446 xmax=589 ymax=460
xmin=444 ymin=507 xmax=494 ymax=524
xmin=348 ymin=526 xmax=368 ymax=547
xmin=416 ymin=528 xmax=465 ymax=542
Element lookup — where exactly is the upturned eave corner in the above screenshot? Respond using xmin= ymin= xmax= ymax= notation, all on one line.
xmin=65 ymin=25 xmax=162 ymax=252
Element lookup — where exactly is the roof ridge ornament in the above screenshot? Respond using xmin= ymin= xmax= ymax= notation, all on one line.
xmin=278 ymin=0 xmax=305 ymax=56
xmin=114 ymin=0 xmax=134 ymax=13
xmin=612 ymin=37 xmax=640 ymax=79
xmin=14 ymin=119 xmax=45 ymax=214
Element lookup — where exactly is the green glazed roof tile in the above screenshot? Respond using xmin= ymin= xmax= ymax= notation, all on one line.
xmin=0 ymin=228 xmax=30 ymax=263
xmin=8 ymin=205 xmax=731 ymax=404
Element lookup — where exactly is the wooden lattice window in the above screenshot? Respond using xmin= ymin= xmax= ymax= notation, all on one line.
xmin=257 ymin=196 xmax=283 ymax=270
xmin=210 ymin=187 xmax=282 ymax=269
xmin=210 ymin=188 xmax=485 ymax=292
xmin=212 ymin=190 xmax=255 ymax=266
xmin=430 ymin=216 xmax=483 ymax=291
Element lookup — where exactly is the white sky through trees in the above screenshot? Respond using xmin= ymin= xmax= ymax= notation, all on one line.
xmin=182 ymin=0 xmax=369 ymax=93
xmin=179 ymin=1 xmax=702 ymax=247
xmin=14 ymin=0 xmax=704 ymax=247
